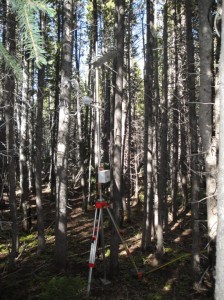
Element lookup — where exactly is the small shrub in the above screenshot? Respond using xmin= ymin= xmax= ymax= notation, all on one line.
xmin=40 ymin=276 xmax=86 ymax=300
xmin=146 ymin=293 xmax=162 ymax=300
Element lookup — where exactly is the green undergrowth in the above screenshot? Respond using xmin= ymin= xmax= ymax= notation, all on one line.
xmin=39 ymin=276 xmax=86 ymax=300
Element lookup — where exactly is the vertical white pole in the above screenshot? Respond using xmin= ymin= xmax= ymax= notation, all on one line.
xmin=94 ymin=42 xmax=100 ymax=169
xmin=94 ymin=42 xmax=103 ymax=201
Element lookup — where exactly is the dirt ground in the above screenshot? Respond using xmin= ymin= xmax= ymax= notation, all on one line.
xmin=0 ymin=188 xmax=214 ymax=299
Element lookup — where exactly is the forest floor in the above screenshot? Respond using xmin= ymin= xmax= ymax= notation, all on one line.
xmin=0 ymin=187 xmax=214 ymax=300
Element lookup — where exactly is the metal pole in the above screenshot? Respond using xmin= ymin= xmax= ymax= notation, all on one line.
xmin=95 ymin=42 xmax=101 ymax=169
xmin=94 ymin=42 xmax=103 ymax=204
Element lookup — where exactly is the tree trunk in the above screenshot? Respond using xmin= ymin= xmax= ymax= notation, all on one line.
xmin=171 ymin=0 xmax=179 ymax=222
xmin=20 ymin=57 xmax=31 ymax=232
xmin=157 ymin=0 xmax=168 ymax=254
xmin=28 ymin=63 xmax=36 ymax=193
xmin=126 ymin=0 xmax=133 ymax=223
xmin=50 ymin=0 xmax=61 ymax=201
xmin=185 ymin=0 xmax=201 ymax=280
xmin=54 ymin=0 xmax=74 ymax=270
xmin=215 ymin=3 xmax=224 ymax=298
xmin=142 ymin=0 xmax=154 ymax=251
xmin=76 ymin=84 xmax=87 ymax=211
xmin=198 ymin=0 xmax=217 ymax=242
xmin=35 ymin=12 xmax=46 ymax=254
xmin=153 ymin=1 xmax=160 ymax=240
xmin=110 ymin=0 xmax=125 ymax=277
xmin=4 ymin=2 xmax=19 ymax=269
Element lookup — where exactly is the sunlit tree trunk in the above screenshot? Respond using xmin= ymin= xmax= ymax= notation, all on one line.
xmin=153 ymin=0 xmax=160 ymax=243
xmin=198 ymin=0 xmax=217 ymax=242
xmin=73 ymin=5 xmax=87 ymax=211
xmin=215 ymin=4 xmax=224 ymax=298
xmin=20 ymin=57 xmax=31 ymax=232
xmin=76 ymin=85 xmax=87 ymax=211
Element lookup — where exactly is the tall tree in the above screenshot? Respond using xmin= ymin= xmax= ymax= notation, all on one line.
xmin=3 ymin=0 xmax=19 ymax=269
xmin=54 ymin=0 xmax=74 ymax=270
xmin=110 ymin=0 xmax=125 ymax=277
xmin=74 ymin=3 xmax=87 ymax=212
xmin=50 ymin=0 xmax=61 ymax=201
xmin=198 ymin=0 xmax=217 ymax=243
xmin=185 ymin=0 xmax=201 ymax=279
xmin=215 ymin=3 xmax=224 ymax=299
xmin=153 ymin=0 xmax=160 ymax=244
xmin=171 ymin=0 xmax=180 ymax=222
xmin=19 ymin=56 xmax=31 ymax=232
xmin=156 ymin=0 xmax=168 ymax=254
xmin=142 ymin=0 xmax=154 ymax=251
xmin=126 ymin=0 xmax=133 ymax=222
xmin=35 ymin=12 xmax=46 ymax=254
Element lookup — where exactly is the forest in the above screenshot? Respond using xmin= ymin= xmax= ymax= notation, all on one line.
xmin=1 ymin=0 xmax=224 ymax=299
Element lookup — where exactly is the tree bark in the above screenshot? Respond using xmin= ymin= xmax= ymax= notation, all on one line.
xmin=215 ymin=3 xmax=224 ymax=298
xmin=185 ymin=0 xmax=201 ymax=280
xmin=171 ymin=0 xmax=179 ymax=222
xmin=153 ymin=1 xmax=160 ymax=241
xmin=157 ymin=0 xmax=168 ymax=254
xmin=35 ymin=12 xmax=46 ymax=254
xmin=20 ymin=57 xmax=31 ymax=232
xmin=55 ymin=0 xmax=74 ymax=270
xmin=4 ymin=1 xmax=19 ymax=269
xmin=76 ymin=83 xmax=87 ymax=211
xmin=50 ymin=0 xmax=61 ymax=201
xmin=198 ymin=0 xmax=217 ymax=241
xmin=110 ymin=0 xmax=125 ymax=277
xmin=142 ymin=0 xmax=154 ymax=251
xmin=126 ymin=0 xmax=133 ymax=222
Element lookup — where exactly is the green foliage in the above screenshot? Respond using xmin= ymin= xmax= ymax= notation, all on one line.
xmin=146 ymin=294 xmax=162 ymax=300
xmin=40 ymin=276 xmax=86 ymax=300
xmin=138 ymin=191 xmax=144 ymax=203
xmin=20 ymin=233 xmax=38 ymax=249
xmin=131 ymin=62 xmax=144 ymax=116
xmin=8 ymin=0 xmax=55 ymax=68
xmin=101 ymin=0 xmax=115 ymax=24
xmin=0 ymin=43 xmax=22 ymax=78
xmin=0 ymin=242 xmax=8 ymax=253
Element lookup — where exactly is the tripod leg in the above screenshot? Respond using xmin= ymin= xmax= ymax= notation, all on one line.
xmin=87 ymin=208 xmax=102 ymax=296
xmin=87 ymin=257 xmax=93 ymax=295
xmin=100 ymin=208 xmax=107 ymax=280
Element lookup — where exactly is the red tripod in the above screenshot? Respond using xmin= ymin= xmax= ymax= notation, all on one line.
xmin=87 ymin=200 xmax=142 ymax=296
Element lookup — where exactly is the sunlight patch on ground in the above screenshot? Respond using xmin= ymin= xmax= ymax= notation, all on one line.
xmin=174 ymin=236 xmax=181 ymax=243
xmin=171 ymin=218 xmax=184 ymax=231
xmin=162 ymin=277 xmax=176 ymax=292
xmin=181 ymin=229 xmax=192 ymax=236
xmin=174 ymin=227 xmax=192 ymax=244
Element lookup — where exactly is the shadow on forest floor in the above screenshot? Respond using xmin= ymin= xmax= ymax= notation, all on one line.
xmin=0 ymin=187 xmax=214 ymax=300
